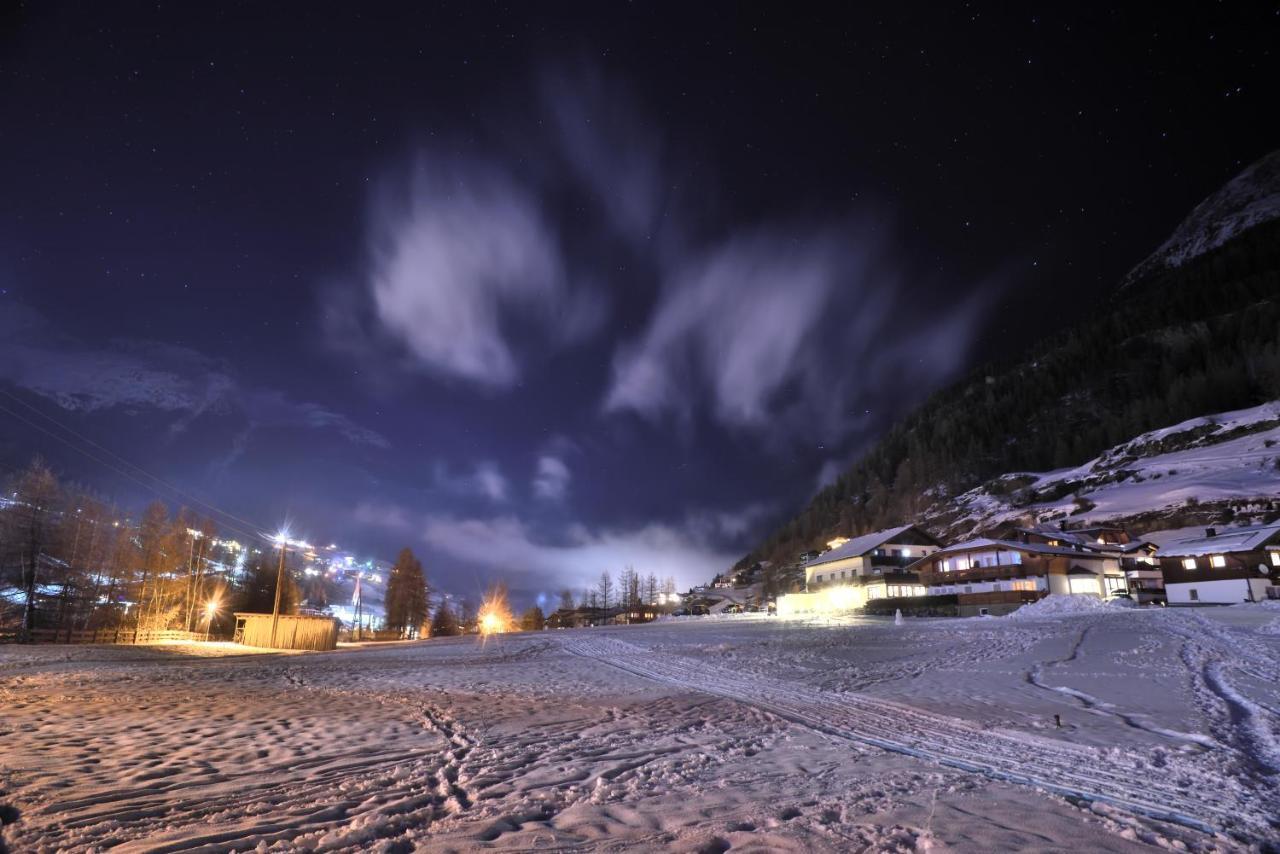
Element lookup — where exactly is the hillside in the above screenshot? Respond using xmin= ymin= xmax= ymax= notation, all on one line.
xmin=736 ymin=150 xmax=1280 ymax=574
xmin=924 ymin=401 xmax=1280 ymax=540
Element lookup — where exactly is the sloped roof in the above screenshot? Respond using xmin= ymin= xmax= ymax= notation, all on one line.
xmin=806 ymin=524 xmax=930 ymax=568
xmin=1155 ymin=524 xmax=1280 ymax=557
xmin=914 ymin=538 xmax=1114 ymax=562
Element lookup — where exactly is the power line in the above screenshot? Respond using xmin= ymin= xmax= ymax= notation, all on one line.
xmin=0 ymin=387 xmax=266 ymax=535
xmin=0 ymin=392 xmax=278 ymax=547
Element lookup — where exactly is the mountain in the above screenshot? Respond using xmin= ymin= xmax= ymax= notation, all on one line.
xmin=924 ymin=401 xmax=1280 ymax=542
xmin=1125 ymin=149 xmax=1280 ymax=286
xmin=736 ymin=151 xmax=1280 ymax=579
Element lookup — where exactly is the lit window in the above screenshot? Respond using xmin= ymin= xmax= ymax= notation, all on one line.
xmin=942 ymin=559 xmax=951 ymax=572
xmin=1182 ymin=558 xmax=1197 ymax=570
xmin=1209 ymin=555 xmax=1226 ymax=568
xmin=1010 ymin=551 xmax=1022 ymax=564
xmin=902 ymin=548 xmax=912 ymax=557
xmin=1272 ymin=552 xmax=1280 ymax=567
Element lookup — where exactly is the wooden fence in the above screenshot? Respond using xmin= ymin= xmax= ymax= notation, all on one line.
xmin=0 ymin=627 xmax=211 ymax=645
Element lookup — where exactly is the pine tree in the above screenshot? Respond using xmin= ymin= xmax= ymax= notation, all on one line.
xmin=384 ymin=547 xmax=429 ymax=638
xmin=520 ymin=606 xmax=546 ymax=631
xmin=430 ymin=601 xmax=461 ymax=636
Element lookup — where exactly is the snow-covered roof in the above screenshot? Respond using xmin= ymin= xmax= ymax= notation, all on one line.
xmin=806 ymin=524 xmax=926 ymax=568
xmin=1155 ymin=524 xmax=1280 ymax=558
xmin=917 ymin=538 xmax=1113 ymax=562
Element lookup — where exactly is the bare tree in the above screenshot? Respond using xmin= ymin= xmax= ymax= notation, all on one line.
xmin=596 ymin=570 xmax=614 ymax=613
xmin=3 ymin=457 xmax=62 ymax=634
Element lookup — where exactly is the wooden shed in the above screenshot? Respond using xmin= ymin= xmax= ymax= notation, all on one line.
xmin=233 ymin=612 xmax=339 ymax=651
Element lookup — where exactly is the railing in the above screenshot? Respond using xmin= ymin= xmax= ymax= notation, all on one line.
xmin=867 ymin=555 xmax=921 ymax=569
xmin=919 ymin=564 xmax=1038 ymax=586
xmin=1 ymin=627 xmax=211 ymax=645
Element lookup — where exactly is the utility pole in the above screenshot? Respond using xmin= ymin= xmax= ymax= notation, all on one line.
xmin=270 ymin=539 xmax=287 ymax=647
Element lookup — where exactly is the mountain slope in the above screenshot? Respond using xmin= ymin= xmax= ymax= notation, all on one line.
xmin=926 ymin=401 xmax=1280 ymax=541
xmin=737 ymin=151 xmax=1280 ymax=574
xmin=1126 ymin=149 xmax=1280 ymax=286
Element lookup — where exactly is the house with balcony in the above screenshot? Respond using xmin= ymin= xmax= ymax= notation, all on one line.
xmin=909 ymin=537 xmax=1127 ymax=616
xmin=999 ymin=523 xmax=1163 ymax=603
xmin=803 ymin=524 xmax=942 ymax=604
xmin=1155 ymin=524 xmax=1280 ymax=605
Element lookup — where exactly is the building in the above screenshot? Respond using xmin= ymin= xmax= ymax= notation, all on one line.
xmin=999 ymin=523 xmax=1164 ymax=604
xmin=777 ymin=525 xmax=942 ymax=616
xmin=233 ymin=612 xmax=340 ymax=650
xmin=911 ymin=538 xmax=1128 ymax=615
xmin=1155 ymin=525 xmax=1280 ymax=605
xmin=804 ymin=524 xmax=943 ymax=595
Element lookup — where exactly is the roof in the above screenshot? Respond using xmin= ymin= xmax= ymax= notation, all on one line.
xmin=1155 ymin=524 xmax=1280 ymax=558
xmin=911 ymin=538 xmax=1116 ymax=564
xmin=806 ymin=525 xmax=931 ymax=568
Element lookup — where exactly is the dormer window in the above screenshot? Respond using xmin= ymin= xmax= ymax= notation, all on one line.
xmin=1209 ymin=555 xmax=1226 ymax=568
xmin=1182 ymin=558 xmax=1197 ymax=570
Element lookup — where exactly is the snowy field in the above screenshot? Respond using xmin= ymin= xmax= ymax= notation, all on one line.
xmin=3 ymin=606 xmax=1280 ymax=852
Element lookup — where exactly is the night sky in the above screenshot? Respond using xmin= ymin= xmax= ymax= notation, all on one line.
xmin=1 ymin=3 xmax=1276 ymax=605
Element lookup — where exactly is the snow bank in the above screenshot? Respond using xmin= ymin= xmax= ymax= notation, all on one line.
xmin=1006 ymin=594 xmax=1131 ymax=620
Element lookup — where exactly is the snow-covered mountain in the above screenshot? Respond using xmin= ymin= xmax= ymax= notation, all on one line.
xmin=1125 ymin=148 xmax=1280 ymax=285
xmin=927 ymin=401 xmax=1280 ymax=540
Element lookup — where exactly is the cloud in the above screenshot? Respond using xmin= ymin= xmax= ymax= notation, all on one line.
xmin=432 ymin=460 xmax=509 ymax=503
xmin=420 ymin=514 xmax=735 ymax=593
xmin=605 ymin=221 xmax=996 ymax=443
xmin=0 ymin=303 xmax=388 ymax=455
xmin=354 ymin=156 xmax=603 ymax=388
xmin=541 ymin=67 xmax=666 ymax=243
xmin=532 ymin=454 xmax=571 ymax=501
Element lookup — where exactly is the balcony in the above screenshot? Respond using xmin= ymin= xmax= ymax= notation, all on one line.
xmin=867 ymin=554 xmax=921 ymax=569
xmin=919 ymin=563 xmax=1041 ymax=586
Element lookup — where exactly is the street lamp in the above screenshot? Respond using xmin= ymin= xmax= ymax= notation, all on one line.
xmin=204 ymin=598 xmax=220 ymax=642
xmin=270 ymin=528 xmax=290 ymax=647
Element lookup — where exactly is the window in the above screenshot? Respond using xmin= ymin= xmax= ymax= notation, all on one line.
xmin=839 ymin=570 xmax=846 ymax=578
xmin=1209 ymin=555 xmax=1226 ymax=568
xmin=902 ymin=548 xmax=912 ymax=557
xmin=815 ymin=574 xmax=823 ymax=582
xmin=942 ymin=559 xmax=951 ymax=572
xmin=1011 ymin=579 xmax=1036 ymax=591
xmin=1272 ymin=552 xmax=1280 ymax=567
xmin=1182 ymin=558 xmax=1197 ymax=570
xmin=1189 ymin=589 xmax=1199 ymax=601
xmin=1010 ymin=551 xmax=1023 ymax=564
xmin=1104 ymin=576 xmax=1127 ymax=594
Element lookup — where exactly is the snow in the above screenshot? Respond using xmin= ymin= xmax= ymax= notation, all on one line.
xmin=3 ymin=610 xmax=1279 ymax=851
xmin=942 ymin=401 xmax=1280 ymax=538
xmin=1125 ymin=148 xmax=1280 ymax=283
xmin=1005 ymin=594 xmax=1133 ymax=619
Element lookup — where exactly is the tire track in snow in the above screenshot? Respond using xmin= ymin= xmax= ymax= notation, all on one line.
xmin=562 ymin=632 xmax=1270 ymax=841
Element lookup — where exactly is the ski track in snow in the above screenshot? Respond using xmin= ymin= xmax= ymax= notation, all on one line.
xmin=2 ymin=610 xmax=1279 ymax=851
xmin=562 ymin=622 xmax=1276 ymax=842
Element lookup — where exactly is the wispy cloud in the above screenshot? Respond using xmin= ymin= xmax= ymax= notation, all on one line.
xmin=350 ymin=156 xmax=603 ymax=388
xmin=432 ymin=460 xmax=509 ymax=503
xmin=606 ymin=220 xmax=996 ymax=443
xmin=532 ymin=454 xmax=571 ymax=501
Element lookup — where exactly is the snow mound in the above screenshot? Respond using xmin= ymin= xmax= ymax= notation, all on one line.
xmin=1006 ymin=594 xmax=1130 ymax=620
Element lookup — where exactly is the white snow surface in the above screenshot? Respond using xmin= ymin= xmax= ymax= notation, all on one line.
xmin=1005 ymin=594 xmax=1134 ymax=620
xmin=942 ymin=401 xmax=1280 ymax=537
xmin=3 ymin=610 xmax=1280 ymax=852
xmin=1126 ymin=148 xmax=1280 ymax=283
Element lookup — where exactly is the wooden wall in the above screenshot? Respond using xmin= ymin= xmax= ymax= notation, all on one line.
xmin=235 ymin=613 xmax=338 ymax=651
